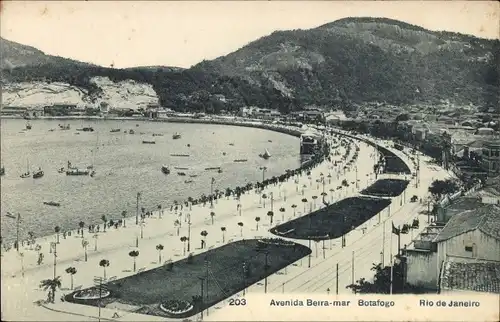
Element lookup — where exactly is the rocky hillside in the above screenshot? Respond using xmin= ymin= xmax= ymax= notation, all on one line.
xmin=2 ymin=17 xmax=499 ymax=113
xmin=195 ymin=17 xmax=499 ymax=111
xmin=2 ymin=76 xmax=159 ymax=109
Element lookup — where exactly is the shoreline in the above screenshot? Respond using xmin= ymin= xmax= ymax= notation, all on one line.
xmin=0 ymin=120 xmax=322 ymax=247
xmin=1 ymin=115 xmax=305 ymax=138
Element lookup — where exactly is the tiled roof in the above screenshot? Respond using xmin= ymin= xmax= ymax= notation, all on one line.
xmin=434 ymin=204 xmax=500 ymax=242
xmin=440 ymin=261 xmax=500 ymax=294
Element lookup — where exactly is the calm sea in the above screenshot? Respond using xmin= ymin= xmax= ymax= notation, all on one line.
xmin=0 ymin=119 xmax=300 ymax=244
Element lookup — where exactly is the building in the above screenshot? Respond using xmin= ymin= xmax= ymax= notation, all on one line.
xmin=404 ymin=203 xmax=500 ymax=291
xmin=439 ymin=261 xmax=500 ymax=294
xmin=481 ymin=141 xmax=500 ymax=174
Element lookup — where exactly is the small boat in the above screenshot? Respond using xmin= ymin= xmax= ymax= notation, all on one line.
xmin=229 ymin=143 xmax=235 ymax=146
xmin=66 ymin=168 xmax=90 ymax=176
xmin=233 ymin=159 xmax=248 ymax=163
xmin=187 ymin=144 xmax=191 ymax=147
xmin=82 ymin=127 xmax=94 ymax=132
xmin=172 ymin=132 xmax=181 ymax=139
xmin=189 ymin=174 xmax=198 ymax=178
xmin=26 ymin=122 xmax=32 ymax=130
xmin=110 ymin=129 xmax=121 ymax=133
xmin=177 ymin=172 xmax=187 ymax=176
xmin=48 ymin=129 xmax=55 ymax=132
xmin=129 ymin=130 xmax=135 ymax=134
xmin=184 ymin=180 xmax=193 ymax=184
xmin=140 ymin=132 xmax=145 ymax=135
xmin=268 ymin=140 xmax=272 ymax=142
xmin=152 ymin=133 xmax=164 ymax=137
xmin=59 ymin=124 xmax=70 ymax=130
xmin=142 ymin=140 xmax=156 ymax=144
xmin=259 ymin=149 xmax=271 ymax=160
xmin=217 ymin=169 xmax=223 ymax=173
xmin=43 ymin=201 xmax=60 ymax=207
xmin=161 ymin=165 xmax=171 ymax=174
xmin=205 ymin=167 xmax=221 ymax=171
xmin=75 ymin=132 xmax=80 ymax=135
xmin=170 ymin=154 xmax=190 ymax=157
xmin=136 ymin=124 xmax=139 ymax=127
xmin=57 ymin=167 xmax=65 ymax=173
xmin=0 ymin=166 xmax=5 ymax=176
xmin=174 ymin=167 xmax=189 ymax=170
xmin=33 ymin=168 xmax=44 ymax=179
xmin=20 ymin=160 xmax=30 ymax=178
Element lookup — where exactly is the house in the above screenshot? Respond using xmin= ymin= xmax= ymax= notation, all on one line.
xmin=481 ymin=141 xmax=500 ymax=175
xmin=404 ymin=203 xmax=500 ymax=291
xmin=439 ymin=261 xmax=500 ymax=294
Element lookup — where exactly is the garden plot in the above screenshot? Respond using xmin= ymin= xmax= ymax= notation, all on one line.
xmin=64 ymin=239 xmax=310 ymax=318
xmin=360 ymin=179 xmax=410 ymax=197
xmin=270 ymin=196 xmax=392 ymax=240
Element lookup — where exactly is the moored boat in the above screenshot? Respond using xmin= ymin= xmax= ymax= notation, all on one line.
xmin=170 ymin=154 xmax=190 ymax=157
xmin=204 ymin=167 xmax=221 ymax=170
xmin=129 ymin=129 xmax=135 ymax=134
xmin=152 ymin=133 xmax=164 ymax=137
xmin=26 ymin=122 xmax=32 ymax=130
xmin=33 ymin=168 xmax=44 ymax=179
xmin=174 ymin=167 xmax=189 ymax=170
xmin=161 ymin=165 xmax=170 ymax=174
xmin=0 ymin=166 xmax=5 ymax=176
xmin=259 ymin=149 xmax=271 ymax=159
xmin=233 ymin=159 xmax=248 ymax=163
xmin=43 ymin=201 xmax=60 ymax=207
xmin=177 ymin=172 xmax=186 ymax=176
xmin=172 ymin=132 xmax=181 ymax=139
xmin=110 ymin=128 xmax=121 ymax=133
xmin=66 ymin=168 xmax=90 ymax=176
xmin=142 ymin=140 xmax=156 ymax=144
xmin=184 ymin=180 xmax=193 ymax=184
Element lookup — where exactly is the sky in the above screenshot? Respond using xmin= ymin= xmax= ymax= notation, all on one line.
xmin=1 ymin=1 xmax=499 ymax=69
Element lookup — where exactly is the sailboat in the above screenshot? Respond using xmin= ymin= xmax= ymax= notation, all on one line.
xmin=259 ymin=149 xmax=271 ymax=160
xmin=25 ymin=122 xmax=32 ymax=130
xmin=20 ymin=160 xmax=31 ymax=178
xmin=32 ymin=167 xmax=44 ymax=179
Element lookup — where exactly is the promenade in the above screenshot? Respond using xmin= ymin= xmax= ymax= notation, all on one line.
xmin=1 ymin=128 xmax=453 ymax=321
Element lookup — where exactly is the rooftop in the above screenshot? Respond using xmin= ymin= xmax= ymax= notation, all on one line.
xmin=440 ymin=261 xmax=500 ymax=294
xmin=441 ymin=196 xmax=485 ymax=218
xmin=434 ymin=204 xmax=500 ymax=242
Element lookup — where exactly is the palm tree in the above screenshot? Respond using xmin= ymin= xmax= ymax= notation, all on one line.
xmin=157 ymin=205 xmax=162 ymax=219
xmin=255 ymin=217 xmax=261 ymax=231
xmin=291 ymin=204 xmax=297 ymax=217
xmin=121 ymin=210 xmax=127 ymax=227
xmin=279 ymin=207 xmax=286 ymax=221
xmin=65 ymin=267 xmax=77 ymax=290
xmin=312 ymin=195 xmax=318 ymax=209
xmin=101 ymin=215 xmax=108 ymax=232
xmin=262 ymin=194 xmax=267 ymax=207
xmin=210 ymin=211 xmax=215 ymax=225
xmin=39 ymin=276 xmax=62 ymax=303
xmin=78 ymin=221 xmax=85 ymax=238
xmin=129 ymin=250 xmax=139 ymax=272
xmin=267 ymin=211 xmax=274 ymax=225
xmin=238 ymin=222 xmax=244 ymax=237
xmin=301 ymin=198 xmax=308 ymax=213
xmin=220 ymin=227 xmax=226 ymax=243
xmin=82 ymin=240 xmax=89 ymax=262
xmin=156 ymin=244 xmax=164 ymax=263
xmin=180 ymin=237 xmax=187 ymax=255
xmin=99 ymin=259 xmax=110 ymax=280
xmin=321 ymin=192 xmax=327 ymax=203
xmin=200 ymin=230 xmax=208 ymax=248
xmin=329 ymin=188 xmax=335 ymax=202
xmin=174 ymin=219 xmax=181 ymax=236
xmin=54 ymin=226 xmax=61 ymax=244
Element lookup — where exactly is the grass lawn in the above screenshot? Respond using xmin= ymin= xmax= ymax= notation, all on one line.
xmin=377 ymin=146 xmax=411 ymax=174
xmin=64 ymin=239 xmax=310 ymax=318
xmin=360 ymin=179 xmax=410 ymax=197
xmin=270 ymin=196 xmax=391 ymax=240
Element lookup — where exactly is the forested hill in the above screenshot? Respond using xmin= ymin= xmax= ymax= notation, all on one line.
xmin=2 ymin=17 xmax=499 ymax=113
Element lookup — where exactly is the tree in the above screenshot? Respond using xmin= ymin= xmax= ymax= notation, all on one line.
xmin=238 ymin=222 xmax=244 ymax=237
xmin=65 ymin=267 xmax=77 ymax=290
xmin=255 ymin=217 xmax=261 ymax=231
xmin=121 ymin=210 xmax=127 ymax=227
xmin=220 ymin=227 xmax=226 ymax=243
xmin=54 ymin=226 xmax=61 ymax=244
xmin=174 ymin=219 xmax=181 ymax=236
xmin=301 ymin=198 xmax=308 ymax=213
xmin=311 ymin=195 xmax=318 ymax=209
xmin=210 ymin=211 xmax=215 ymax=225
xmin=79 ymin=221 xmax=85 ymax=238
xmin=156 ymin=244 xmax=164 ymax=263
xmin=200 ymin=230 xmax=208 ymax=248
xmin=39 ymin=276 xmax=62 ymax=303
xmin=279 ymin=207 xmax=286 ymax=221
xmin=82 ymin=240 xmax=89 ymax=262
xmin=428 ymin=179 xmax=460 ymax=200
xmin=128 ymin=250 xmax=139 ymax=272
xmin=101 ymin=215 xmax=108 ymax=232
xmin=99 ymin=259 xmax=110 ymax=280
xmin=157 ymin=205 xmax=162 ymax=219
xmin=291 ymin=204 xmax=297 ymax=217
xmin=180 ymin=237 xmax=188 ymax=255
xmin=262 ymin=194 xmax=267 ymax=207
xmin=267 ymin=211 xmax=274 ymax=225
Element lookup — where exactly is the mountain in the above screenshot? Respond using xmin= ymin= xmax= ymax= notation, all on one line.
xmin=194 ymin=17 xmax=500 ymax=111
xmin=2 ymin=18 xmax=499 ymax=113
